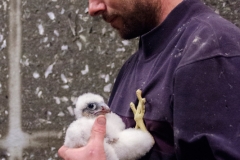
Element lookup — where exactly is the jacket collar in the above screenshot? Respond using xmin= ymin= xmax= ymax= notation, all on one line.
xmin=138 ymin=0 xmax=207 ymax=60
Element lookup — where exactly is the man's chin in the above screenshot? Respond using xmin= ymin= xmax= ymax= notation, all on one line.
xmin=119 ymin=31 xmax=139 ymax=40
xmin=111 ymin=24 xmax=120 ymax=30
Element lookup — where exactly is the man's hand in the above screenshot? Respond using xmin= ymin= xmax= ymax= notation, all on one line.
xmin=58 ymin=115 xmax=107 ymax=160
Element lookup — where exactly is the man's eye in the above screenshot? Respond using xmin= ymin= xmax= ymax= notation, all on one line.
xmin=88 ymin=103 xmax=97 ymax=109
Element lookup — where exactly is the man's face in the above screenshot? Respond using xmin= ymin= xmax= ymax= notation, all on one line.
xmin=88 ymin=0 xmax=160 ymax=39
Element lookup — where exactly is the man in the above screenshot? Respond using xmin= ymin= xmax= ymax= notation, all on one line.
xmin=59 ymin=0 xmax=240 ymax=159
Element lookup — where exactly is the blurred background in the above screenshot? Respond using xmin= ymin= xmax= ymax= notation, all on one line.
xmin=0 ymin=0 xmax=239 ymax=159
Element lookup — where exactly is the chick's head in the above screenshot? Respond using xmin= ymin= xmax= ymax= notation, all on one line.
xmin=74 ymin=93 xmax=110 ymax=119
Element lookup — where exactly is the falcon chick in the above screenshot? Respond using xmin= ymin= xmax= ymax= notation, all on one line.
xmin=64 ymin=92 xmax=154 ymax=160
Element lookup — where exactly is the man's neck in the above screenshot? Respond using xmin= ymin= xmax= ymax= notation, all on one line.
xmin=158 ymin=0 xmax=183 ymax=25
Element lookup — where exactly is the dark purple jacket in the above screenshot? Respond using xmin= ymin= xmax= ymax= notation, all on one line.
xmin=108 ymin=0 xmax=240 ymax=159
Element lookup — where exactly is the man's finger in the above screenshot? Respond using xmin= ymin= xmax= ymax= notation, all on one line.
xmin=58 ymin=145 xmax=86 ymax=160
xmin=86 ymin=115 xmax=107 ymax=159
xmin=89 ymin=115 xmax=106 ymax=146
xmin=58 ymin=146 xmax=68 ymax=159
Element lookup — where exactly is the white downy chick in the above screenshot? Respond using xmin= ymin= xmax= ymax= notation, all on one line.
xmin=64 ymin=93 xmax=154 ymax=160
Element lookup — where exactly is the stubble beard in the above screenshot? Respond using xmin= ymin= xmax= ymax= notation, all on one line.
xmin=115 ymin=2 xmax=160 ymax=39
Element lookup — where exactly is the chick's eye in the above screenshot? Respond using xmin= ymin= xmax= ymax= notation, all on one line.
xmin=88 ymin=103 xmax=97 ymax=110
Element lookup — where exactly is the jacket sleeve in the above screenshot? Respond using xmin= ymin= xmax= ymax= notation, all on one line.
xmin=173 ymin=56 xmax=240 ymax=160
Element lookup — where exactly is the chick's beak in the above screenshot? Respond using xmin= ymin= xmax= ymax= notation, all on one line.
xmin=101 ymin=105 xmax=111 ymax=113
xmin=96 ymin=103 xmax=110 ymax=115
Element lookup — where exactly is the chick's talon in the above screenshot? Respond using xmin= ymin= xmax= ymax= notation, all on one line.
xmin=130 ymin=89 xmax=147 ymax=132
xmin=130 ymin=102 xmax=136 ymax=114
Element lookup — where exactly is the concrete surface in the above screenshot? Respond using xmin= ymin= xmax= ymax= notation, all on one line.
xmin=0 ymin=0 xmax=239 ymax=159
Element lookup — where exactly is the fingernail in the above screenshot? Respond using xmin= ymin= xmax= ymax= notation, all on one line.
xmin=97 ymin=117 xmax=106 ymax=125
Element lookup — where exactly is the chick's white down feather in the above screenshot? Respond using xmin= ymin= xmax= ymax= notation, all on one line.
xmin=64 ymin=93 xmax=154 ymax=160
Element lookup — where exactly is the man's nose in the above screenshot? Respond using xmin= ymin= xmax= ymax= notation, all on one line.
xmin=88 ymin=0 xmax=106 ymax=16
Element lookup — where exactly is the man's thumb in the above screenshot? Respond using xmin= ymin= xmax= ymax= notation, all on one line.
xmin=90 ymin=115 xmax=106 ymax=143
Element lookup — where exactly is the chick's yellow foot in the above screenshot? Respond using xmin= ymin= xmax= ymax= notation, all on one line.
xmin=130 ymin=89 xmax=147 ymax=132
